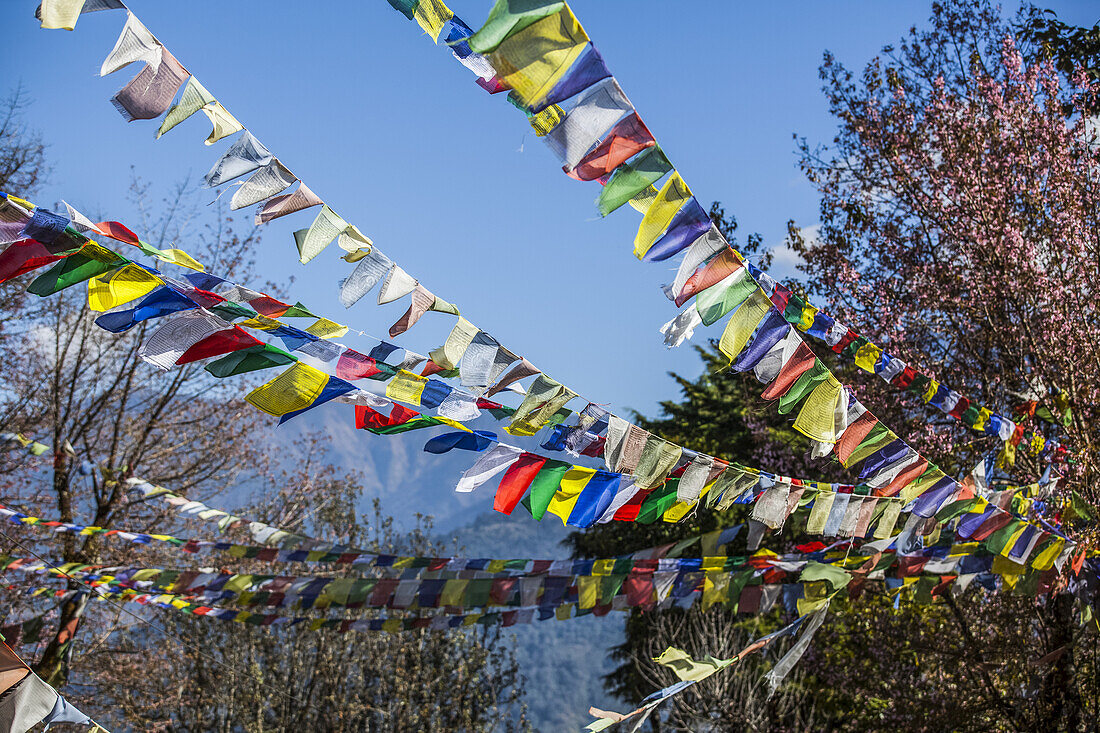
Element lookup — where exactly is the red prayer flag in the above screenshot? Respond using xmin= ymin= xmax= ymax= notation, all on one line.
xmin=248 ymin=295 xmax=291 ymax=318
xmin=494 ymin=453 xmax=547 ymax=515
xmin=565 ymin=113 xmax=656 ymax=182
xmin=0 ymin=240 xmax=66 ymax=284
xmin=676 ymin=249 xmax=743 ymax=307
xmin=175 ymin=327 xmax=261 ymax=365
xmin=336 ymin=350 xmax=380 ymax=380
xmin=95 ymin=220 xmax=141 ymax=246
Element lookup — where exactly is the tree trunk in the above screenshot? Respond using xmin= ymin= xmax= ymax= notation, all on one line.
xmin=33 ymin=588 xmax=86 ymax=687
xmin=1037 ymin=593 xmax=1081 ymax=731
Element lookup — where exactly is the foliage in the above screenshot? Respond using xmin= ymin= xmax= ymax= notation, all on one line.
xmin=1017 ymin=7 xmax=1100 ymax=91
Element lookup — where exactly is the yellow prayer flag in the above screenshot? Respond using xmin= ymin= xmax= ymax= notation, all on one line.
xmin=654 ymin=647 xmax=734 ymax=682
xmin=846 ymin=429 xmax=898 ymax=468
xmin=414 ymin=0 xmax=454 ymax=41
xmin=440 ymin=579 xmax=469 ymax=607
xmin=39 ymin=0 xmax=85 ymax=30
xmin=246 ymin=362 xmax=330 ymax=417
xmin=428 ymin=317 xmax=478 ymax=370
xmin=853 ymin=342 xmax=883 ymax=373
xmin=995 ymin=525 xmax=1029 ymax=559
xmin=385 ymin=369 xmax=428 ymax=406
xmin=899 ymin=468 xmax=947 ymax=504
xmin=488 ymin=7 xmax=590 ymax=107
xmin=718 ymin=289 xmax=771 ymax=363
xmin=592 ymin=559 xmax=615 ymax=576
xmin=805 ymin=491 xmax=836 ymax=534
xmin=627 ymin=184 xmax=661 ymax=213
xmin=922 ymin=379 xmax=939 ymax=404
xmin=529 ymin=104 xmax=565 ymax=136
xmin=796 ymin=581 xmax=831 ymax=615
xmin=700 ymin=572 xmax=729 ymax=611
xmin=236 ymin=315 xmax=280 ymax=330
xmin=88 ymin=264 xmax=162 ymax=311
xmin=663 ymin=482 xmax=713 ymax=523
xmin=1032 ymin=538 xmax=1065 ymax=571
xmin=222 ymin=574 xmax=254 ymax=594
xmin=792 ymin=375 xmax=844 ymax=443
xmin=305 ymin=317 xmax=349 ymax=339
xmin=435 ymin=416 xmax=473 ymax=432
xmin=545 ymin=466 xmax=597 ymax=524
xmin=992 ymin=554 xmax=1027 ymax=577
xmin=973 ymin=407 xmax=992 ymax=432
xmin=555 ymin=604 xmax=572 ymax=621
xmin=200 ymin=102 xmax=243 ymax=146
xmin=634 ymin=173 xmax=692 ymax=259
xmin=700 ymin=557 xmax=726 ymax=572
xmin=797 ymin=304 xmax=818 ymax=331
xmin=157 ymin=248 xmax=205 ymax=272
xmin=577 ymin=576 xmax=600 ymax=609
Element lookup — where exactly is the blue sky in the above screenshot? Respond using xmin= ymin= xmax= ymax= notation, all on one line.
xmin=3 ymin=0 xmax=1096 ymax=423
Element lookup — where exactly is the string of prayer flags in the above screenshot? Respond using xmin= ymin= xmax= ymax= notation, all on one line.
xmin=427 ymin=2 xmax=1064 ymax=520
xmin=743 ymin=263 xmax=1040 ymax=448
xmin=39 ymin=4 xmax=1057 ymax=555
xmin=5 ymin=197 xmax=1066 ymax=565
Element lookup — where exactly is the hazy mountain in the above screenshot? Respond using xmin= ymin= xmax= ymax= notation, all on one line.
xmin=266 ymin=405 xmax=627 ymax=730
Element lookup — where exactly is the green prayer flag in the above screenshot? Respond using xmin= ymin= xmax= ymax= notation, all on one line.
xmin=210 ymin=302 xmax=255 ymax=321
xmin=935 ymin=497 xmax=980 ymax=523
xmin=909 ymin=373 xmax=931 ymax=395
xmin=727 ymin=570 xmax=754 ymax=611
xmin=777 ymin=360 xmax=829 ymax=414
xmin=522 ymin=460 xmax=571 ymax=520
xmin=487 ymin=405 xmax=518 ymax=420
xmin=635 ymin=480 xmax=680 ymax=524
xmin=281 ymin=302 xmax=318 ymax=318
xmin=367 ymin=417 xmax=444 ymax=435
xmin=597 ymin=146 xmax=673 ymax=217
xmin=800 ymin=561 xmax=851 ymax=591
xmin=27 ymin=246 xmax=129 ymax=296
xmin=204 ymin=344 xmax=297 ymax=378
xmin=386 ymin=0 xmax=417 ymax=20
xmin=366 ymin=362 xmax=399 ymax=381
xmin=695 ymin=272 xmax=757 ymax=326
xmin=466 ymin=579 xmax=493 ymax=607
xmin=841 ymin=335 xmax=869 ymax=360
xmin=782 ymin=293 xmax=806 ymax=324
xmin=986 ymin=520 xmax=1025 ymax=555
xmin=600 ymin=574 xmax=625 ymax=605
xmin=466 ymin=0 xmax=565 ymax=54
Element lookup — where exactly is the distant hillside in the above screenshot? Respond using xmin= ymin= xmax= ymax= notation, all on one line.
xmin=266 ymin=405 xmax=627 ymax=730
xmin=447 ymin=511 xmax=624 ymax=732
